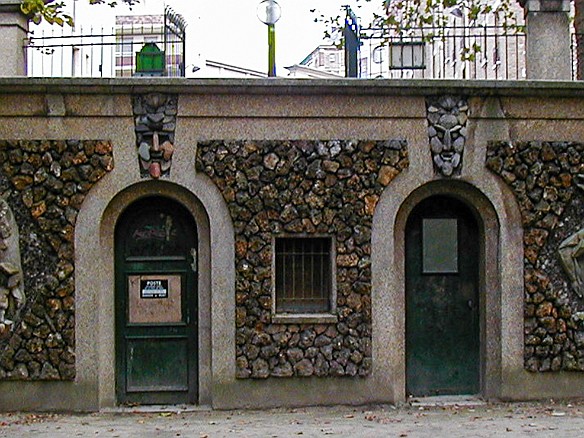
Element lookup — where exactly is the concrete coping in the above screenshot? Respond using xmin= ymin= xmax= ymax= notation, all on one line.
xmin=0 ymin=0 xmax=26 ymax=13
xmin=0 ymin=78 xmax=584 ymax=97
xmin=271 ymin=313 xmax=339 ymax=324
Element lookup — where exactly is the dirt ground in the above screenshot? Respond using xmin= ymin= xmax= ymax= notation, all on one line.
xmin=1 ymin=400 xmax=584 ymax=437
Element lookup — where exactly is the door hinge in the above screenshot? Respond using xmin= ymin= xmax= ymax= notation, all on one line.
xmin=190 ymin=248 xmax=197 ymax=273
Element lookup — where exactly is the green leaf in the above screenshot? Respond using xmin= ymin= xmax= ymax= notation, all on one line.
xmin=22 ymin=0 xmax=141 ymax=26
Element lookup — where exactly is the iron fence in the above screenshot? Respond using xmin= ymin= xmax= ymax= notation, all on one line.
xmin=358 ymin=25 xmax=526 ymax=80
xmin=25 ymin=7 xmax=186 ymax=78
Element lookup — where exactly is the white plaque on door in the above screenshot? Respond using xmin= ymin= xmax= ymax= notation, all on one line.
xmin=422 ymin=218 xmax=458 ymax=274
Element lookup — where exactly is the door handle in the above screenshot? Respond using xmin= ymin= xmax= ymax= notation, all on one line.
xmin=467 ymin=299 xmax=474 ymax=309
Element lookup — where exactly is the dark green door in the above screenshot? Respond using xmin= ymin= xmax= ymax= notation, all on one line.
xmin=405 ymin=196 xmax=479 ymax=396
xmin=115 ymin=197 xmax=198 ymax=405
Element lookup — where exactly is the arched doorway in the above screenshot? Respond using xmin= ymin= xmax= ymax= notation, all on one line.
xmin=115 ymin=196 xmax=199 ymax=404
xmin=405 ymin=195 xmax=480 ymax=396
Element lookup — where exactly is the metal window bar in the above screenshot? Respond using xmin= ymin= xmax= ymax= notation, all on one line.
xmin=275 ymin=237 xmax=331 ymax=313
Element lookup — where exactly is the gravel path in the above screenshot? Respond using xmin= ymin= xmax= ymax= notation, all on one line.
xmin=1 ymin=400 xmax=584 ymax=437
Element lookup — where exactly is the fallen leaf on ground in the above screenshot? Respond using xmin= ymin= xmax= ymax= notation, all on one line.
xmin=379 ymin=418 xmax=403 ymax=424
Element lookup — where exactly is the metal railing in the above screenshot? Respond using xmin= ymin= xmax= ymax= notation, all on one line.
xmin=25 ymin=7 xmax=186 ymax=78
xmin=358 ymin=25 xmax=526 ymax=80
xmin=164 ymin=7 xmax=187 ymax=77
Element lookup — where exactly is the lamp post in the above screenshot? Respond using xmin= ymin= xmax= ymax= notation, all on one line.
xmin=257 ymin=0 xmax=281 ymax=77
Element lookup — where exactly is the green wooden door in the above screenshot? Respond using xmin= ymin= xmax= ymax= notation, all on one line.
xmin=115 ymin=197 xmax=198 ymax=405
xmin=405 ymin=196 xmax=479 ymax=396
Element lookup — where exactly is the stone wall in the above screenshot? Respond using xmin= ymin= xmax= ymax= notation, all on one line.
xmin=0 ymin=140 xmax=113 ymax=380
xmin=487 ymin=141 xmax=584 ymax=371
xmin=197 ymin=140 xmax=408 ymax=378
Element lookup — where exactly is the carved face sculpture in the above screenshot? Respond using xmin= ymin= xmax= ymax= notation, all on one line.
xmin=427 ymin=96 xmax=467 ymax=177
xmin=134 ymin=94 xmax=177 ymax=179
xmin=0 ymin=197 xmax=24 ymax=337
xmin=559 ymin=174 xmax=584 ymax=299
xmin=137 ymin=130 xmax=175 ymax=179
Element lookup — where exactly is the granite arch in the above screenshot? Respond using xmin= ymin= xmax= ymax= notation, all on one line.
xmin=75 ymin=174 xmax=234 ymax=409
xmin=372 ymin=176 xmax=517 ymax=402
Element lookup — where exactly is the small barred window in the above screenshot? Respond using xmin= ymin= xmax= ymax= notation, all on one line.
xmin=275 ymin=237 xmax=332 ymax=313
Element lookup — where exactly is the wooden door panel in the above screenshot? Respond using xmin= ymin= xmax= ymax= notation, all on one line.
xmin=115 ymin=197 xmax=198 ymax=405
xmin=406 ymin=196 xmax=479 ymax=396
xmin=126 ymin=338 xmax=188 ymax=393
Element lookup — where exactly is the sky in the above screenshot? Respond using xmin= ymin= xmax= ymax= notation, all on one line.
xmin=60 ymin=0 xmax=383 ymax=75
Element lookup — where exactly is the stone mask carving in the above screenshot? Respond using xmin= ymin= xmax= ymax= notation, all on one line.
xmin=0 ymin=195 xmax=24 ymax=337
xmin=133 ymin=94 xmax=178 ymax=179
xmin=427 ymin=95 xmax=468 ymax=177
xmin=559 ymin=174 xmax=584 ymax=298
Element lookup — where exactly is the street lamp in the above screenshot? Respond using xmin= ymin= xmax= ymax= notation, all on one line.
xmin=257 ymin=0 xmax=282 ymax=77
